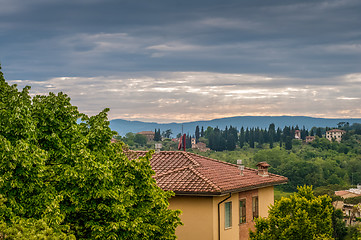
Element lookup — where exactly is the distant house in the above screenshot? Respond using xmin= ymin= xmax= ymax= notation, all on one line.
xmin=137 ymin=131 xmax=155 ymax=142
xmin=192 ymin=142 xmax=210 ymax=152
xmin=126 ymin=151 xmax=287 ymax=240
xmin=335 ymin=188 xmax=361 ymax=199
xmin=334 ymin=185 xmax=361 ymax=226
xmin=306 ymin=136 xmax=315 ymax=143
xmin=326 ymin=129 xmax=346 ymax=142
xmin=333 ymin=201 xmax=361 ymax=226
xmin=294 ymin=130 xmax=301 ymax=139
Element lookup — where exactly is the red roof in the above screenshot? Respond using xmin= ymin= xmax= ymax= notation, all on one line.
xmin=327 ymin=129 xmax=346 ymax=133
xmin=127 ymin=151 xmax=287 ymax=195
xmin=137 ymin=131 xmax=155 ymax=135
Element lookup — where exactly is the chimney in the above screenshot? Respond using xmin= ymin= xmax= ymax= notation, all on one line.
xmin=256 ymin=162 xmax=270 ymax=177
xmin=237 ymin=159 xmax=245 ymax=176
xmin=155 ymin=143 xmax=162 ymax=153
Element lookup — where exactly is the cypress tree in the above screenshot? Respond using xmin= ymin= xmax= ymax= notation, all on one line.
xmin=195 ymin=125 xmax=200 ymax=143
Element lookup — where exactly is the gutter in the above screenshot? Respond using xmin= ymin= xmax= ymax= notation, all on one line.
xmin=217 ymin=192 xmax=232 ymax=240
xmin=174 ymin=179 xmax=288 ymax=197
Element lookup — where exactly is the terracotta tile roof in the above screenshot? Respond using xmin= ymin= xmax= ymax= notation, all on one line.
xmin=126 ymin=151 xmax=288 ymax=195
xmin=326 ymin=129 xmax=346 ymax=133
xmin=137 ymin=131 xmax=155 ymax=135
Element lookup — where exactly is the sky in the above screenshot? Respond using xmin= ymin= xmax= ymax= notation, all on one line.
xmin=1 ymin=0 xmax=361 ymax=123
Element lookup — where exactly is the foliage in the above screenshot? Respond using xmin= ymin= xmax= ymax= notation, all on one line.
xmin=162 ymin=129 xmax=172 ymax=139
xmin=249 ymin=186 xmax=334 ymax=240
xmin=332 ymin=209 xmax=347 ymax=240
xmin=0 ymin=216 xmax=74 ymax=240
xmin=134 ymin=133 xmax=147 ymax=145
xmin=206 ymin=126 xmax=238 ymax=151
xmin=0 ymin=67 xmax=181 ymax=239
xmin=344 ymin=196 xmax=361 ymax=205
xmin=154 ymin=129 xmax=162 ymax=141
xmin=345 ymin=225 xmax=361 ymax=240
xmin=274 ymin=187 xmax=293 ymax=201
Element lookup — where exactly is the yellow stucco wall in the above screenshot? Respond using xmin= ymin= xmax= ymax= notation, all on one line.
xmin=212 ymin=194 xmax=240 ymax=240
xmin=169 ymin=186 xmax=275 ymax=240
xmin=258 ymin=186 xmax=274 ymax=218
xmin=168 ymin=196 xmax=214 ymax=240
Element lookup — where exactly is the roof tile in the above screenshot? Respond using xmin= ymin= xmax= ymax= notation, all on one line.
xmin=126 ymin=151 xmax=288 ymax=195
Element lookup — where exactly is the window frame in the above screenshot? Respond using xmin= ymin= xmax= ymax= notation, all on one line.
xmin=224 ymin=201 xmax=232 ymax=229
xmin=239 ymin=199 xmax=246 ymax=224
xmin=252 ymin=196 xmax=259 ymax=220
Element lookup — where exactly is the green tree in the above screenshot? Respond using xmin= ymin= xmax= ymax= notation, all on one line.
xmin=162 ymin=129 xmax=172 ymax=139
xmin=249 ymin=185 xmax=334 ymax=240
xmin=134 ymin=133 xmax=147 ymax=145
xmin=316 ymin=127 xmax=323 ymax=138
xmin=268 ymin=123 xmax=275 ymax=149
xmin=285 ymin=136 xmax=293 ymax=150
xmin=195 ymin=126 xmax=200 ymax=143
xmin=332 ymin=209 xmax=347 ymax=240
xmin=239 ymin=127 xmax=245 ymax=148
xmin=0 ymin=66 xmax=181 ymax=239
xmin=154 ymin=128 xmax=162 ymax=141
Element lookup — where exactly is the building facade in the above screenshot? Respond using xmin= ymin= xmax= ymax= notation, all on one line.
xmin=325 ymin=129 xmax=346 ymax=142
xmin=127 ymin=151 xmax=287 ymax=240
xmin=137 ymin=131 xmax=155 ymax=142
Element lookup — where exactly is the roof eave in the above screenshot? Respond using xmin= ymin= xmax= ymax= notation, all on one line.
xmin=173 ymin=179 xmax=288 ymax=197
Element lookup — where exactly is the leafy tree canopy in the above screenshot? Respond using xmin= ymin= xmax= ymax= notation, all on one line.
xmin=0 ymin=66 xmax=181 ymax=239
xmin=249 ymin=185 xmax=334 ymax=240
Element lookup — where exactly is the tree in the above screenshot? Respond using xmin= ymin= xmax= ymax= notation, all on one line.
xmin=0 ymin=66 xmax=181 ymax=239
xmin=316 ymin=127 xmax=323 ymax=138
xmin=162 ymin=129 xmax=172 ymax=139
xmin=134 ymin=133 xmax=147 ymax=145
xmin=195 ymin=125 xmax=200 ymax=143
xmin=239 ymin=127 xmax=245 ymax=148
xmin=285 ymin=136 xmax=293 ymax=150
xmin=268 ymin=123 xmax=276 ymax=149
xmin=249 ymin=185 xmax=334 ymax=240
xmin=332 ymin=209 xmax=347 ymax=240
xmin=154 ymin=128 xmax=162 ymax=141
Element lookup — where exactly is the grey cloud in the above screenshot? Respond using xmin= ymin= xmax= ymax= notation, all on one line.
xmin=7 ymin=71 xmax=361 ymax=122
xmin=2 ymin=0 xmax=361 ymax=120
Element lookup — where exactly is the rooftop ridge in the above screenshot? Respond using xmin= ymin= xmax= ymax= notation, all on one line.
xmin=188 ymin=165 xmax=221 ymax=192
xmin=182 ymin=151 xmax=201 ymax=167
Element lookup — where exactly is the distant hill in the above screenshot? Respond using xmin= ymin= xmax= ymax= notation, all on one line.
xmin=109 ymin=116 xmax=361 ymax=137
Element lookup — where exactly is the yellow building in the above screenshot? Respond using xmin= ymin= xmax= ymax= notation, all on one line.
xmin=137 ymin=131 xmax=155 ymax=141
xmin=325 ymin=129 xmax=346 ymax=142
xmin=129 ymin=151 xmax=287 ymax=240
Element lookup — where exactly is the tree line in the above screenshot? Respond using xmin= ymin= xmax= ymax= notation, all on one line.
xmin=197 ymin=124 xmax=314 ymax=151
xmin=190 ymin=123 xmax=361 ymax=152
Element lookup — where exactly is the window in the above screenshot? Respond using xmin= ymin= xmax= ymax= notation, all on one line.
xmin=252 ymin=196 xmax=259 ymax=220
xmin=239 ymin=199 xmax=246 ymax=224
xmin=225 ymin=201 xmax=232 ymax=228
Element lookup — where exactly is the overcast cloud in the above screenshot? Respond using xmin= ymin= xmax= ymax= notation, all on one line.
xmin=1 ymin=0 xmax=361 ymax=122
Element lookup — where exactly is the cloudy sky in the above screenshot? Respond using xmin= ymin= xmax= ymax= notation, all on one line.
xmin=1 ymin=0 xmax=361 ymax=122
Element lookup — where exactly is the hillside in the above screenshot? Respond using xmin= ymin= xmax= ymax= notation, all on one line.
xmin=109 ymin=116 xmax=361 ymax=136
